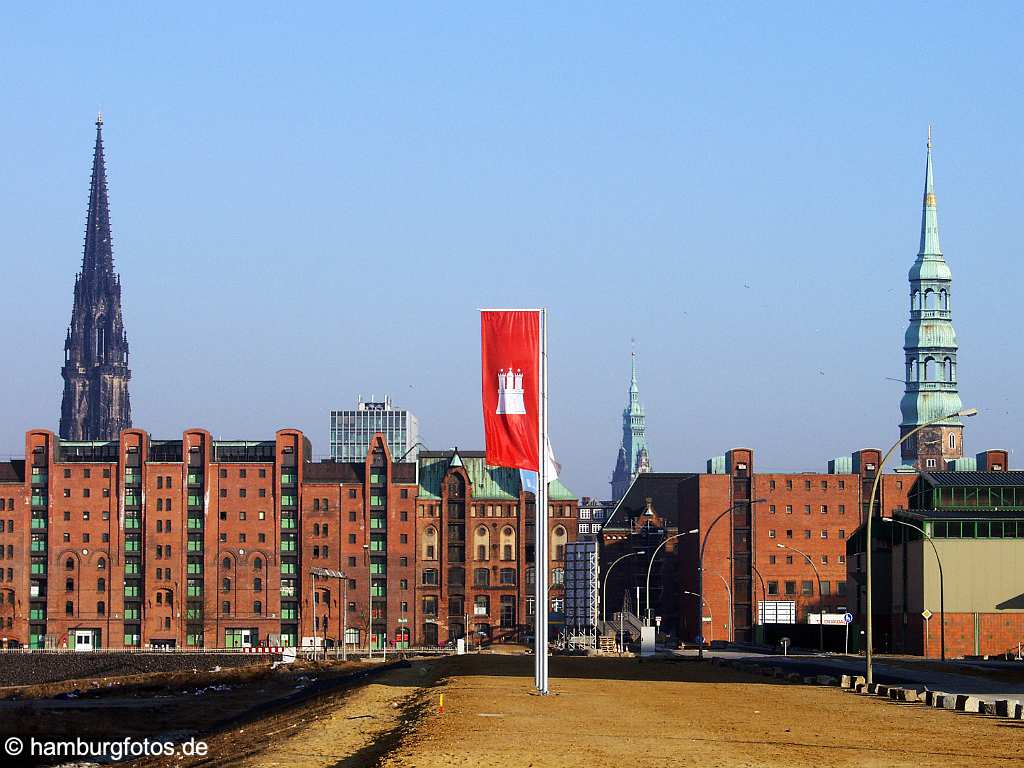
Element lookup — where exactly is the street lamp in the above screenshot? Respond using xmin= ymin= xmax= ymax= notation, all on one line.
xmin=750 ymin=564 xmax=767 ymax=627
xmin=645 ymin=528 xmax=699 ymax=625
xmin=601 ymin=550 xmax=646 ymax=624
xmin=777 ymin=543 xmax=824 ymax=652
xmin=701 ymin=569 xmax=733 ymax=642
xmin=865 ymin=407 xmax=976 ymax=684
xmin=882 ymin=516 xmax=945 ymax=661
xmin=698 ymin=498 xmax=767 ymax=659
xmin=682 ymin=591 xmax=712 ymax=645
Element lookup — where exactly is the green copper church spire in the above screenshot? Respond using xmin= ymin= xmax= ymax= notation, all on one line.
xmin=611 ymin=351 xmax=650 ymax=501
xmin=899 ymin=128 xmax=964 ymax=469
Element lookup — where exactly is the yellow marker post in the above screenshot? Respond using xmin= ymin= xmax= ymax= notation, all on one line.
xmin=439 ymin=693 xmax=445 ymax=715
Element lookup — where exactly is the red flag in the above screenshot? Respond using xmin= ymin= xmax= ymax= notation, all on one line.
xmin=481 ymin=310 xmax=539 ymax=471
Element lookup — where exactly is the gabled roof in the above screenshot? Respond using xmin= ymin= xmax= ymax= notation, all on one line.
xmin=303 ymin=461 xmax=365 ymax=484
xmin=0 ymin=460 xmax=24 ymax=483
xmin=417 ymin=450 xmax=576 ymax=501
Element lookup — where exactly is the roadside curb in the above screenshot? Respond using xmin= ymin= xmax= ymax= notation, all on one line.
xmin=720 ymin=658 xmax=1024 ymax=721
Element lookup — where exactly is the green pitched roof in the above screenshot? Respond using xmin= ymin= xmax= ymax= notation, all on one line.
xmin=417 ymin=451 xmax=576 ymax=501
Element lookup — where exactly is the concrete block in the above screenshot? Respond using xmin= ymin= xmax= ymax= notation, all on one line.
xmin=853 ymin=675 xmax=866 ymax=689
xmin=840 ymin=674 xmax=853 ymax=689
xmin=942 ymin=694 xmax=958 ymax=710
xmin=888 ymin=688 xmax=899 ymax=700
xmin=855 ymin=683 xmax=869 ymax=693
xmin=898 ymin=688 xmax=922 ymax=703
xmin=956 ymin=695 xmax=982 ymax=713
xmin=982 ymin=701 xmax=996 ymax=716
xmin=875 ymin=684 xmax=890 ymax=697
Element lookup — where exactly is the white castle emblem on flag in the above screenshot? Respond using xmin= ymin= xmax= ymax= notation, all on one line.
xmin=496 ymin=367 xmax=526 ymax=415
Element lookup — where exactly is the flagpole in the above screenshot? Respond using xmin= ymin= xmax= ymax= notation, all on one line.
xmin=536 ymin=307 xmax=550 ymax=695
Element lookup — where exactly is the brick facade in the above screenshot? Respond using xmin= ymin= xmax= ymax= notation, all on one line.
xmin=0 ymin=430 xmax=576 ymax=650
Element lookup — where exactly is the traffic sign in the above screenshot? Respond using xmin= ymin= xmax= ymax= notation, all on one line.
xmin=843 ymin=612 xmax=854 ymax=625
xmin=921 ymin=609 xmax=933 ymax=621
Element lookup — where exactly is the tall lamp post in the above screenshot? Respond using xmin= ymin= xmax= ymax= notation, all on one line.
xmin=682 ymin=591 xmax=712 ymax=644
xmin=702 ymin=569 xmax=733 ymax=642
xmin=698 ymin=498 xmax=767 ymax=659
xmin=882 ymin=516 xmax=945 ymax=661
xmin=644 ymin=529 xmax=699 ymax=625
xmin=750 ymin=564 xmax=767 ymax=626
xmin=601 ymin=550 xmax=646 ymax=624
xmin=777 ymin=543 xmax=824 ymax=652
xmin=865 ymin=407 xmax=976 ymax=684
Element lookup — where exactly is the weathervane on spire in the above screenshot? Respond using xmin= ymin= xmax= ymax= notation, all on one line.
xmin=927 ymin=124 xmax=932 ymax=150
xmin=96 ymin=110 xmax=103 ymax=127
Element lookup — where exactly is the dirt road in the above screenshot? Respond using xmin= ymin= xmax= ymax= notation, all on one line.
xmin=117 ymin=654 xmax=1024 ymax=767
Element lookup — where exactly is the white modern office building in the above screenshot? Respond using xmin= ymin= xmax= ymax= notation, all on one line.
xmin=330 ymin=396 xmax=421 ymax=462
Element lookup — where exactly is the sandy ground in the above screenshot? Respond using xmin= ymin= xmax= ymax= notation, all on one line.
xmin=40 ymin=654 xmax=1024 ymax=768
xmin=375 ymin=655 xmax=1024 ymax=768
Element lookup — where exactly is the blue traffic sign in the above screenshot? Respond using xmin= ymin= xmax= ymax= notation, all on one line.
xmin=843 ymin=612 xmax=854 ymax=624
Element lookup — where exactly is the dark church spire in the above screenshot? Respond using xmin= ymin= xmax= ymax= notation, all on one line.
xmin=59 ymin=115 xmax=132 ymax=440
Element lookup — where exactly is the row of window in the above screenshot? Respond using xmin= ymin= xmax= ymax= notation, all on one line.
xmin=0 ymin=499 xmax=13 ymax=511
xmin=767 ymin=553 xmax=846 ymax=566
xmin=767 ymin=528 xmax=847 ymax=540
xmin=766 ymin=580 xmax=847 ymax=596
xmin=769 ymin=504 xmax=846 ymax=515
xmin=768 ymin=478 xmax=847 ymax=491
xmin=61 ymin=488 xmax=111 ymax=498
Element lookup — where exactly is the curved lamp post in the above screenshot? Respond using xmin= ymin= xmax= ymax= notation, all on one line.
xmin=701 ymin=569 xmax=733 ymax=642
xmin=682 ymin=591 xmax=712 ymax=645
xmin=751 ymin=564 xmax=767 ymax=626
xmin=883 ymin=516 xmax=945 ymax=661
xmin=645 ymin=528 xmax=699 ymax=625
xmin=777 ymin=543 xmax=824 ymax=652
xmin=602 ymin=550 xmax=646 ymax=624
xmin=698 ymin=498 xmax=767 ymax=659
xmin=865 ymin=407 xmax=976 ymax=684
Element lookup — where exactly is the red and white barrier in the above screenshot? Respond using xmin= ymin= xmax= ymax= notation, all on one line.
xmin=241 ymin=646 xmax=284 ymax=654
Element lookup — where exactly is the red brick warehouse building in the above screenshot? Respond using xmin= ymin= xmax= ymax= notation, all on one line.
xmin=0 ymin=429 xmax=576 ymax=649
xmin=600 ymin=447 xmax=912 ymax=650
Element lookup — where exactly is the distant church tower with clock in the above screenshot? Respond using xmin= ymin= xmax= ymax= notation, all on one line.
xmin=611 ymin=353 xmax=651 ymax=501
xmin=899 ymin=129 xmax=963 ymax=469
xmin=59 ymin=115 xmax=133 ymax=440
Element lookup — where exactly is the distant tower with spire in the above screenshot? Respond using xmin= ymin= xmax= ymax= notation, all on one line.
xmin=899 ymin=127 xmax=963 ymax=469
xmin=59 ymin=114 xmax=132 ymax=440
xmin=611 ymin=351 xmax=651 ymax=501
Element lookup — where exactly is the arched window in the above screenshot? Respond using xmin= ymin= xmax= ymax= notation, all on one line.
xmin=923 ymin=357 xmax=935 ymax=381
xmin=222 ymin=557 xmax=231 ymax=570
xmin=944 ymin=357 xmax=953 ymax=382
xmin=222 ymin=577 xmax=231 ymax=592
xmin=924 ymin=289 xmax=936 ymax=310
xmin=423 ymin=527 xmax=437 ymax=560
xmin=156 ymin=592 xmax=163 ymax=605
xmin=474 ymin=567 xmax=490 ymax=587
xmin=254 ymin=600 xmax=263 ymax=615
xmin=473 ymin=526 xmax=490 ymax=561
xmin=313 ymin=523 xmax=320 ymax=536
xmin=940 ymin=289 xmax=949 ymax=310
xmin=95 ymin=315 xmax=106 ymax=361
xmin=97 ymin=557 xmax=106 ymax=570
xmin=65 ymin=558 xmax=74 ymax=571
xmin=254 ymin=557 xmax=263 ymax=570
xmin=551 ymin=526 xmax=568 ymax=561
xmin=912 ymin=291 xmax=921 ymax=311
xmin=499 ymin=526 xmax=516 ymax=561
xmin=253 ymin=577 xmax=262 ymax=591
xmin=97 ymin=577 xmax=106 ymax=592
xmin=65 ymin=578 xmax=74 ymax=592
xmin=97 ymin=601 xmax=105 ymax=616
xmin=949 ymin=433 xmax=956 ymax=450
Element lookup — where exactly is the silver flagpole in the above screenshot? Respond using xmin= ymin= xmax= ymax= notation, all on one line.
xmin=535 ymin=307 xmax=549 ymax=694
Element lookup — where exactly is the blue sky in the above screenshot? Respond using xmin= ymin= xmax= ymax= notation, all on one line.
xmin=1 ymin=3 xmax=1022 ymax=495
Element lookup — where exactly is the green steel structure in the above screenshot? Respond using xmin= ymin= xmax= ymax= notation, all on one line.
xmin=899 ymin=130 xmax=964 ymax=469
